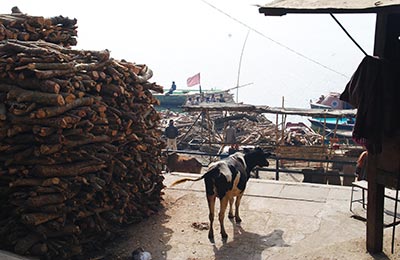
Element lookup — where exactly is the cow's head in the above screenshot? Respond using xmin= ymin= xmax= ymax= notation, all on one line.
xmin=243 ymin=147 xmax=271 ymax=168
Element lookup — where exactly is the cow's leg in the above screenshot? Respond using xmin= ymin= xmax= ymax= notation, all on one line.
xmin=219 ymin=196 xmax=229 ymax=239
xmin=234 ymin=193 xmax=244 ymax=223
xmin=207 ymin=194 xmax=216 ymax=240
xmin=228 ymin=197 xmax=234 ymax=219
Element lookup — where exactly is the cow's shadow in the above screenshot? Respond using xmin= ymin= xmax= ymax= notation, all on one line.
xmin=213 ymin=221 xmax=289 ymax=260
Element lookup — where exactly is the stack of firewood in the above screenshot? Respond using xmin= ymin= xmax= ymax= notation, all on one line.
xmin=0 ymin=9 xmax=77 ymax=47
xmin=0 ymin=38 xmax=165 ymax=258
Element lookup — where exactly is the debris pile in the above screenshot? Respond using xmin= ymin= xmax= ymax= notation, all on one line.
xmin=159 ymin=110 xmax=323 ymax=152
xmin=0 ymin=12 xmax=164 ymax=259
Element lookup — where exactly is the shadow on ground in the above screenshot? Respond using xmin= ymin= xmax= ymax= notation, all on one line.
xmin=213 ymin=219 xmax=289 ymax=260
xmin=104 ymin=206 xmax=173 ymax=260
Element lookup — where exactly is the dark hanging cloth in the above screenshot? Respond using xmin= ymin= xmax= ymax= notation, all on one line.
xmin=340 ymin=55 xmax=400 ymax=154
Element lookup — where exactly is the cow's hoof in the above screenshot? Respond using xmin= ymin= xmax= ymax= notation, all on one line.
xmin=208 ymin=232 xmax=214 ymax=243
xmin=235 ymin=217 xmax=242 ymax=223
xmin=221 ymin=232 xmax=228 ymax=239
xmin=228 ymin=213 xmax=234 ymax=219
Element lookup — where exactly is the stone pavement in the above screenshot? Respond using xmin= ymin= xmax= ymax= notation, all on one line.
xmin=150 ymin=172 xmax=398 ymax=260
xmin=2 ymin=172 xmax=399 ymax=260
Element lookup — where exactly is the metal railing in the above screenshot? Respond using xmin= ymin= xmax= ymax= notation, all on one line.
xmin=255 ymin=155 xmax=357 ymax=180
xmin=163 ymin=149 xmax=358 ymax=181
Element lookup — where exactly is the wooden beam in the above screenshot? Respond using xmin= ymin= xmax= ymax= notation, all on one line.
xmin=366 ymin=11 xmax=387 ymax=254
xmin=373 ymin=14 xmax=388 ymax=57
xmin=367 ymin=154 xmax=385 ymax=253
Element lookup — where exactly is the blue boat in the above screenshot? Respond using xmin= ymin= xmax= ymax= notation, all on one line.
xmin=308 ymin=117 xmax=355 ymax=132
xmin=309 ymin=92 xmax=356 ymax=134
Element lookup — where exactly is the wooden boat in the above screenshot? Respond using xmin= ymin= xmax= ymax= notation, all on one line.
xmin=309 ymin=92 xmax=355 ymax=133
xmin=308 ymin=117 xmax=355 ymax=132
xmin=309 ymin=92 xmax=353 ymax=110
xmin=154 ymin=89 xmax=234 ymax=109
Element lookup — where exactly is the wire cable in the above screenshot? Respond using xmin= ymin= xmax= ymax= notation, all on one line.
xmin=199 ymin=0 xmax=350 ymax=78
xmin=330 ymin=13 xmax=368 ymax=56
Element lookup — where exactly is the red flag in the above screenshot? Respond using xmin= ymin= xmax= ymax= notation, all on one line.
xmin=186 ymin=73 xmax=200 ymax=87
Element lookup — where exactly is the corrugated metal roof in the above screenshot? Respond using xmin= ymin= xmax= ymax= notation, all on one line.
xmin=259 ymin=0 xmax=400 ymax=16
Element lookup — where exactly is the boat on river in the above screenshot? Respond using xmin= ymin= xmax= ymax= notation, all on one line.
xmin=308 ymin=117 xmax=355 ymax=132
xmin=310 ymin=92 xmax=353 ymax=110
xmin=154 ymin=89 xmax=234 ymax=110
xmin=309 ymin=92 xmax=355 ymax=133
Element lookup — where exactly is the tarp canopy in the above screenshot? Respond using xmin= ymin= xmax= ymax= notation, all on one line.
xmin=259 ymin=0 xmax=400 ymax=16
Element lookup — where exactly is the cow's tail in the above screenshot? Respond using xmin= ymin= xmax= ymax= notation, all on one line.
xmin=170 ymin=176 xmax=203 ymax=187
xmin=170 ymin=167 xmax=217 ymax=187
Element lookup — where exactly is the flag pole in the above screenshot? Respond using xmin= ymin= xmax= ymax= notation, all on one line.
xmin=199 ymin=73 xmax=202 ymax=94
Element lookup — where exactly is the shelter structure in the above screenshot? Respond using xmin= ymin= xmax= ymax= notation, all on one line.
xmin=182 ymin=103 xmax=357 ymax=154
xmin=258 ymin=0 xmax=400 ymax=254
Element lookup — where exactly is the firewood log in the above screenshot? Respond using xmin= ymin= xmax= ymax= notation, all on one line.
xmin=14 ymin=233 xmax=41 ymax=255
xmin=6 ymin=124 xmax=31 ymax=137
xmin=9 ymin=177 xmax=59 ymax=188
xmin=0 ymin=34 xmax=164 ymax=259
xmin=33 ymin=161 xmax=107 ymax=177
xmin=30 ymin=243 xmax=48 ymax=256
xmin=30 ymin=97 xmax=93 ymax=118
xmin=2 ymin=84 xmax=65 ymax=106
xmin=21 ymin=212 xmax=62 ymax=226
xmin=0 ymin=103 xmax=6 ymax=120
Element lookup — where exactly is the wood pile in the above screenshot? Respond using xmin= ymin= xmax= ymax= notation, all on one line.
xmin=0 ymin=10 xmax=77 ymax=47
xmin=159 ymin=110 xmax=323 ymax=154
xmin=0 ymin=39 xmax=165 ymax=258
xmin=160 ymin=110 xmax=276 ymax=151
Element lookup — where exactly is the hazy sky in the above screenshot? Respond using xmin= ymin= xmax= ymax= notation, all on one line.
xmin=0 ymin=1 xmax=376 ymax=108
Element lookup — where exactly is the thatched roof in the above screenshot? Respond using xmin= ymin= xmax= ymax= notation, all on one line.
xmin=258 ymin=0 xmax=400 ymax=16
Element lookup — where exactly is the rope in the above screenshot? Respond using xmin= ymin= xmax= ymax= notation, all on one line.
xmin=330 ymin=13 xmax=368 ymax=56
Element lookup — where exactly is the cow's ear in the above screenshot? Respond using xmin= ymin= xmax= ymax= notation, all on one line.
xmin=243 ymin=148 xmax=250 ymax=154
xmin=264 ymin=152 xmax=272 ymax=157
xmin=255 ymin=147 xmax=263 ymax=152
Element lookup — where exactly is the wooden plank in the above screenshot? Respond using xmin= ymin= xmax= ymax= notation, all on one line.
xmin=258 ymin=0 xmax=400 ymax=16
xmin=275 ymin=145 xmax=327 ymax=160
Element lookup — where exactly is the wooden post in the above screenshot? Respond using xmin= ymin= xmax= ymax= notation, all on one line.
xmin=367 ymin=154 xmax=384 ymax=253
xmin=275 ymin=113 xmax=279 ymax=145
xmin=366 ymin=12 xmax=400 ymax=254
xmin=366 ymin=12 xmax=386 ymax=254
xmin=281 ymin=96 xmax=285 ymax=145
xmin=275 ymin=157 xmax=280 ymax=180
xmin=326 ymin=117 xmax=339 ymax=172
xmin=206 ymin=110 xmax=213 ymax=162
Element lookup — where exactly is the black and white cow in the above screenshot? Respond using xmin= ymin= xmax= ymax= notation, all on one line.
xmin=171 ymin=147 xmax=270 ymax=241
